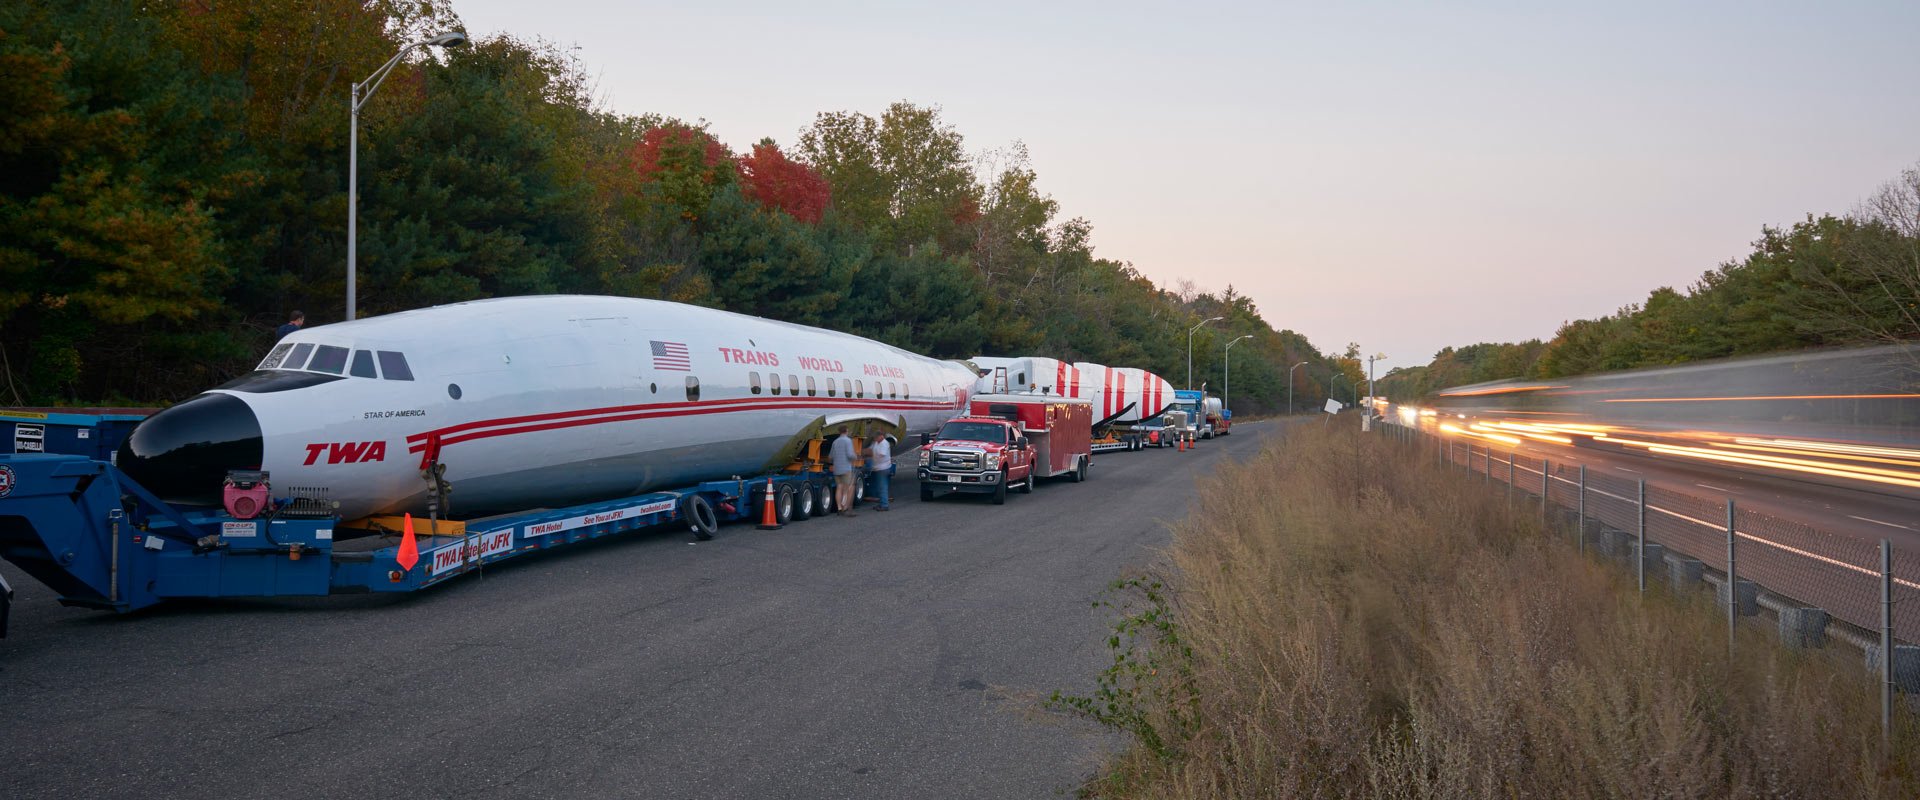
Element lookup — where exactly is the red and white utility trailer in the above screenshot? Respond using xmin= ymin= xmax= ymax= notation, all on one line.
xmin=971 ymin=393 xmax=1092 ymax=481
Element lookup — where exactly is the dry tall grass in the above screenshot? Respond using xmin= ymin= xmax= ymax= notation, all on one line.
xmin=1070 ymin=423 xmax=1918 ymax=799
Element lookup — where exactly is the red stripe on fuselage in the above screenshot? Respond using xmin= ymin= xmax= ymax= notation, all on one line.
xmin=406 ymin=395 xmax=949 ymax=445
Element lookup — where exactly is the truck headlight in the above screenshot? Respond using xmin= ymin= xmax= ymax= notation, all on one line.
xmin=984 ymin=452 xmax=1001 ymax=469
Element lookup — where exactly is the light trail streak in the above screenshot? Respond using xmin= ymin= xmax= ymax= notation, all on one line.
xmin=1708 ymin=441 xmax=1920 ymax=470
xmin=1730 ymin=437 xmax=1920 ymax=461
xmin=1437 ymin=384 xmax=1568 ymax=397
xmin=1602 ymin=393 xmax=1920 ymax=403
xmin=1594 ymin=434 xmax=1920 ymax=490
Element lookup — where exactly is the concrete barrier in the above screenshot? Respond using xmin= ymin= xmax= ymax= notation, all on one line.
xmin=1778 ymin=607 xmax=1829 ymax=649
xmin=1865 ymin=644 xmax=1920 ymax=693
xmin=1636 ymin=543 xmax=1664 ymax=576
xmin=1601 ymin=528 xmax=1633 ymax=560
xmin=1717 ymin=579 xmax=1759 ymax=617
xmin=1667 ymin=557 xmax=1704 ymax=591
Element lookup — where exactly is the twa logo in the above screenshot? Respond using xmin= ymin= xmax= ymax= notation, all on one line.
xmin=303 ymin=441 xmax=388 ymax=466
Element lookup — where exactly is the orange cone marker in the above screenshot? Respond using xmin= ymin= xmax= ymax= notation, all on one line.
xmin=756 ymin=477 xmax=783 ymax=530
xmin=397 ymin=513 xmax=420 ymax=572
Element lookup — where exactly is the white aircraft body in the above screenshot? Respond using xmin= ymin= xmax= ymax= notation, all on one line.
xmin=118 ymin=296 xmax=980 ymax=520
xmin=969 ymin=356 xmax=1174 ymax=427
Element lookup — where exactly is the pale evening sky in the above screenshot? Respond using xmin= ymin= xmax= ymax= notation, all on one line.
xmin=451 ymin=0 xmax=1919 ymax=370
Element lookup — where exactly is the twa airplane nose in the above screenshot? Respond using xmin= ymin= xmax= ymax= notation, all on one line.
xmin=118 ymin=393 xmax=263 ymax=506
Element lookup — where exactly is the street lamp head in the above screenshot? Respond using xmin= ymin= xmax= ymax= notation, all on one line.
xmin=427 ymin=31 xmax=469 ymax=48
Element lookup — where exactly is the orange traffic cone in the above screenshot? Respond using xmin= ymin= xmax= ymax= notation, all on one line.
xmin=756 ymin=477 xmax=783 ymax=530
xmin=397 ymin=512 xmax=420 ymax=572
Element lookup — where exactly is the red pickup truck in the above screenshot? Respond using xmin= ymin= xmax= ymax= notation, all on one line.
xmin=918 ymin=394 xmax=1092 ymax=504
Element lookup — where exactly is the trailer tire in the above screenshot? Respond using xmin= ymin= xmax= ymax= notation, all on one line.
xmin=815 ymin=481 xmax=834 ymax=514
xmin=684 ymin=494 xmax=719 ymax=540
xmin=776 ymin=484 xmax=797 ymax=524
xmin=793 ymin=480 xmax=815 ymax=520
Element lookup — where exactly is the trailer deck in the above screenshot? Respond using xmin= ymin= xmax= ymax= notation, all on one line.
xmin=0 ymin=410 xmax=838 ymax=632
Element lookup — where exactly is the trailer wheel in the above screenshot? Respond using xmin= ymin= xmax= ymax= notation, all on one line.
xmin=684 ymin=494 xmax=719 ymax=540
xmin=776 ymin=484 xmax=797 ymax=524
xmin=1080 ymin=457 xmax=1091 ymax=482
xmin=814 ymin=481 xmax=833 ymax=514
xmin=793 ymin=480 xmax=815 ymax=520
xmin=854 ymin=476 xmax=866 ymax=504
xmin=1069 ymin=457 xmax=1085 ymax=483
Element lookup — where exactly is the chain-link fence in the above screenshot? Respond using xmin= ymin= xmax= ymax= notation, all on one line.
xmin=1376 ymin=418 xmax=1919 ymax=736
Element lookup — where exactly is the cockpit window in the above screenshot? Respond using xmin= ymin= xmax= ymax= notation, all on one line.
xmin=307 ymin=345 xmax=349 ymax=375
xmin=349 ymin=350 xmax=378 ymax=378
xmin=217 ymin=370 xmax=347 ymax=393
xmin=259 ymin=343 xmax=294 ymax=370
xmin=284 ymin=342 xmax=315 ymax=370
xmin=377 ymin=351 xmax=414 ymax=381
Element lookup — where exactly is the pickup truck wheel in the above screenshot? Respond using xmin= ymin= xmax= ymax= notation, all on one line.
xmin=1018 ymin=471 xmax=1034 ymax=493
xmin=919 ymin=484 xmax=934 ymax=502
xmin=992 ymin=475 xmax=1007 ymax=505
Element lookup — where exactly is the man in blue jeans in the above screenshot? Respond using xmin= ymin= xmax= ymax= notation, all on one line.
xmin=867 ymin=433 xmax=894 ymax=511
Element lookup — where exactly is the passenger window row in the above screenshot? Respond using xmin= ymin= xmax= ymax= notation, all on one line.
xmin=744 ymin=372 xmax=908 ymax=400
xmin=259 ymin=342 xmax=413 ymax=381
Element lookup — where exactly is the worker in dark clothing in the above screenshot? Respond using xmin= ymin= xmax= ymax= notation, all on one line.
xmin=275 ymin=311 xmax=305 ymax=340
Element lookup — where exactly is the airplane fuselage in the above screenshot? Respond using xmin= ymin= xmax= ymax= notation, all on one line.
xmin=119 ymin=296 xmax=979 ymax=520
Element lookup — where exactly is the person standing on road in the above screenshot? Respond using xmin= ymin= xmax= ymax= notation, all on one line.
xmin=275 ymin=310 xmax=305 ymax=341
xmin=829 ymin=425 xmax=859 ymax=517
xmin=868 ymin=433 xmax=894 ymax=511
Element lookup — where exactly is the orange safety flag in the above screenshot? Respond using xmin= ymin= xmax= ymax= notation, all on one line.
xmin=397 ymin=512 xmax=420 ymax=572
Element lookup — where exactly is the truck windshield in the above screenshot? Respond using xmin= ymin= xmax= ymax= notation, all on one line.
xmin=937 ymin=421 xmax=1007 ymax=444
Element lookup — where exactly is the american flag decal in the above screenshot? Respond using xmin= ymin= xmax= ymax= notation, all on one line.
xmin=650 ymin=340 xmax=691 ymax=371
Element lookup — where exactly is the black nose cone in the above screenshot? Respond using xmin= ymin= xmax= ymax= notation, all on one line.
xmin=118 ymin=393 xmax=264 ymax=506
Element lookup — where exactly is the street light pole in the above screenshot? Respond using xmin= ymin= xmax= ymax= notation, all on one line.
xmin=1365 ymin=353 xmax=1387 ymax=426
xmin=1223 ymin=335 xmax=1252 ymax=410
xmin=1331 ymin=373 xmax=1353 ymax=408
xmin=1287 ymin=360 xmax=1307 ymax=416
xmin=1186 ymin=316 xmax=1222 ymax=390
xmin=348 ymin=31 xmax=468 ymax=321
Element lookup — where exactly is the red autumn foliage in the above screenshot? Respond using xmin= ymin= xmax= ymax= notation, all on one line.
xmin=630 ymin=124 xmax=732 ymax=180
xmin=738 ymin=141 xmax=831 ymax=224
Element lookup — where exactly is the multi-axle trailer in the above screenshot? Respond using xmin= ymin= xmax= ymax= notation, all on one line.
xmin=0 ymin=411 xmax=856 ymax=635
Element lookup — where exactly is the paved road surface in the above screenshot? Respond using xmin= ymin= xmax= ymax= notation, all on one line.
xmin=0 ymin=422 xmax=1279 ymax=799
